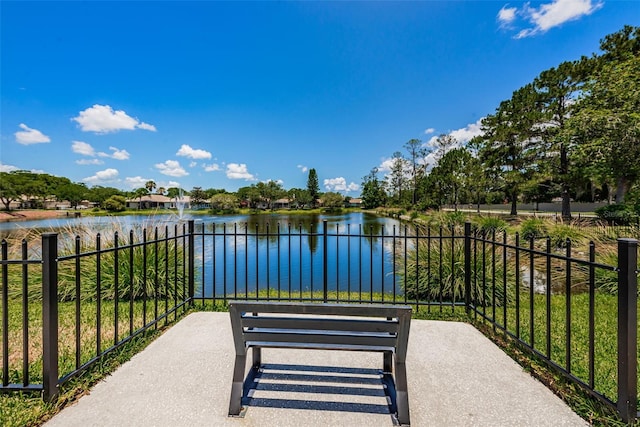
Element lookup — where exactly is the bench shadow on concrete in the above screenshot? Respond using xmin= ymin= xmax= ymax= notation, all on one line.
xmin=241 ymin=363 xmax=392 ymax=415
xmin=43 ymin=312 xmax=588 ymax=427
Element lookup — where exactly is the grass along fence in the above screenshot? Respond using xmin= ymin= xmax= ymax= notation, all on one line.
xmin=1 ymin=221 xmax=193 ymax=401
xmin=0 ymin=219 xmax=639 ymax=423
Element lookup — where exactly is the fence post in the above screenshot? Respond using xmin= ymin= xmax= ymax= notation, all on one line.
xmin=464 ymin=222 xmax=472 ymax=313
xmin=188 ymin=220 xmax=195 ymax=306
xmin=617 ymin=238 xmax=638 ymax=423
xmin=323 ymin=220 xmax=328 ymax=303
xmin=42 ymin=233 xmax=59 ymax=402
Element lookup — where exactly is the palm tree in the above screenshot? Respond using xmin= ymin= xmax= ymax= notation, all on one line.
xmin=156 ymin=186 xmax=166 ymax=195
xmin=134 ymin=187 xmax=148 ymax=210
xmin=145 ymin=180 xmax=156 ymax=194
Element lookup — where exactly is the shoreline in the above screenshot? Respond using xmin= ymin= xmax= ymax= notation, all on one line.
xmin=0 ymin=209 xmax=70 ymax=223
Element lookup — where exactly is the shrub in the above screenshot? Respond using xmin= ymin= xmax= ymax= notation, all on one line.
xmin=210 ymin=193 xmax=239 ymax=214
xmin=595 ymin=204 xmax=637 ymax=225
xmin=474 ymin=216 xmax=507 ymax=234
xmin=103 ymin=195 xmax=126 ymax=212
xmin=547 ymin=224 xmax=585 ymax=249
xmin=519 ymin=218 xmax=548 ymax=241
xmin=427 ymin=211 xmax=468 ymax=230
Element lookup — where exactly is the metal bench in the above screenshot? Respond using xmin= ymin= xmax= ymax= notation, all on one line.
xmin=228 ymin=301 xmax=412 ymax=425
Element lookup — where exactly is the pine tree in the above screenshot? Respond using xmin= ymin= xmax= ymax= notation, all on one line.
xmin=307 ymin=168 xmax=320 ymax=207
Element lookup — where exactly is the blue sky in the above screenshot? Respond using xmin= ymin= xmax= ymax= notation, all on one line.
xmin=1 ymin=1 xmax=638 ymax=195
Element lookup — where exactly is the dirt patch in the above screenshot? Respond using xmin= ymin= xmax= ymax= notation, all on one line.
xmin=0 ymin=210 xmax=70 ymax=222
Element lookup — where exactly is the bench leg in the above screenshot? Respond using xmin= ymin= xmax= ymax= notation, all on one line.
xmin=252 ymin=347 xmax=261 ymax=368
xmin=394 ymin=361 xmax=410 ymax=426
xmin=383 ymin=351 xmax=393 ymax=373
xmin=228 ymin=354 xmax=247 ymax=416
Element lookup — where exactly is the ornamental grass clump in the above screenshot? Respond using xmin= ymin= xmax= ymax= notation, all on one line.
xmin=547 ymin=223 xmax=586 ymax=249
xmin=396 ymin=225 xmax=513 ymax=307
xmin=473 ymin=216 xmax=508 ymax=234
xmin=2 ymin=218 xmax=189 ymax=302
xmin=519 ymin=218 xmax=548 ymax=241
xmin=427 ymin=211 xmax=468 ymax=229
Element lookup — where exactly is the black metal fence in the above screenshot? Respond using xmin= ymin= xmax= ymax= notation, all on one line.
xmin=1 ymin=223 xmax=194 ymax=400
xmin=0 ymin=219 xmax=638 ymax=422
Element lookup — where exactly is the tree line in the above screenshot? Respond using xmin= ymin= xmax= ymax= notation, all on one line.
xmin=0 ymin=167 xmax=350 ymax=213
xmin=361 ymin=25 xmax=640 ymax=221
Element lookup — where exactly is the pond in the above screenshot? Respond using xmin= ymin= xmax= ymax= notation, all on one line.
xmin=1 ymin=212 xmax=409 ymax=298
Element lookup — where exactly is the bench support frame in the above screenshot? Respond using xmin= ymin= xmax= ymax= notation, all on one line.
xmin=227 ymin=301 xmax=411 ymax=426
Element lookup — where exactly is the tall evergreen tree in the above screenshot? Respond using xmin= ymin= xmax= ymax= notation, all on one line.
xmin=403 ymin=139 xmax=428 ymax=205
xmin=534 ymin=60 xmax=583 ymax=220
xmin=571 ymin=55 xmax=640 ymax=203
xmin=306 ymin=168 xmax=320 ymax=207
xmin=476 ymin=84 xmax=542 ymax=215
xmin=387 ymin=152 xmax=407 ymax=205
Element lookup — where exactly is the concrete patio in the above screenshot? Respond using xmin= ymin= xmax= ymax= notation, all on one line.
xmin=45 ymin=312 xmax=587 ymax=427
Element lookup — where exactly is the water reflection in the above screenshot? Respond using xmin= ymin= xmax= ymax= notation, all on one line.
xmin=190 ymin=212 xmax=402 ymax=298
xmin=0 ymin=211 xmax=406 ymax=299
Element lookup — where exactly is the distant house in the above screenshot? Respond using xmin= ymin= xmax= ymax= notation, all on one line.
xmin=5 ymin=195 xmax=97 ymax=210
xmin=126 ymin=195 xmax=192 ymax=210
xmin=345 ymin=198 xmax=362 ymax=208
xmin=272 ymin=198 xmax=291 ymax=209
xmin=10 ymin=195 xmax=59 ymax=209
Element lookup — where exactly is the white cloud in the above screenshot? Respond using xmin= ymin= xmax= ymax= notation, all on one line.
xmin=125 ymin=176 xmax=152 ymax=189
xmin=154 ymin=180 xmax=181 ymax=190
xmin=72 ymin=104 xmax=157 ymax=133
xmin=449 ymin=118 xmax=484 ymax=143
xmin=297 ymin=164 xmax=308 ymax=173
xmin=155 ymin=160 xmax=188 ymax=177
xmin=204 ymin=163 xmax=221 ymax=172
xmin=189 ymin=161 xmax=198 ymax=168
xmin=176 ymin=144 xmax=212 ymax=160
xmin=262 ymin=178 xmax=284 ymax=185
xmin=528 ymin=0 xmax=602 ymax=32
xmin=226 ymin=163 xmax=255 ymax=181
xmin=76 ymin=159 xmax=104 ymax=165
xmin=136 ymin=122 xmax=156 ymax=131
xmin=72 ymin=141 xmax=129 ymax=160
xmin=427 ymin=118 xmax=484 ymax=147
xmin=83 ymin=168 xmax=119 ymax=184
xmin=500 ymin=0 xmax=602 ymax=38
xmin=107 ymin=146 xmax=130 ymax=160
xmin=72 ymin=140 xmax=96 ymax=156
xmin=323 ymin=177 xmax=360 ymax=193
xmin=498 ymin=5 xmax=517 ymax=27
xmin=378 ymin=158 xmax=395 ymax=173
xmin=424 ymin=128 xmax=435 ymax=135
xmin=418 ymin=119 xmax=486 ymax=168
xmin=15 ymin=124 xmax=50 ymax=145
xmin=0 ymin=163 xmax=19 ymax=172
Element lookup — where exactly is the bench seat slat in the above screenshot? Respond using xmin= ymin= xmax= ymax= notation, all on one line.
xmin=235 ymin=301 xmax=410 ymax=318
xmin=241 ymin=317 xmax=400 ymax=333
xmin=245 ymin=341 xmax=396 ymax=353
xmin=243 ymin=330 xmax=398 ymax=348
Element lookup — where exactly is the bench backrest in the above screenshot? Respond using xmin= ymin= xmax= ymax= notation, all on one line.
xmin=228 ymin=301 xmax=411 ymax=361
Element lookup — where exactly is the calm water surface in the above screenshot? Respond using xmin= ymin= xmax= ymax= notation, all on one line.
xmin=0 ymin=212 xmax=409 ymax=298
